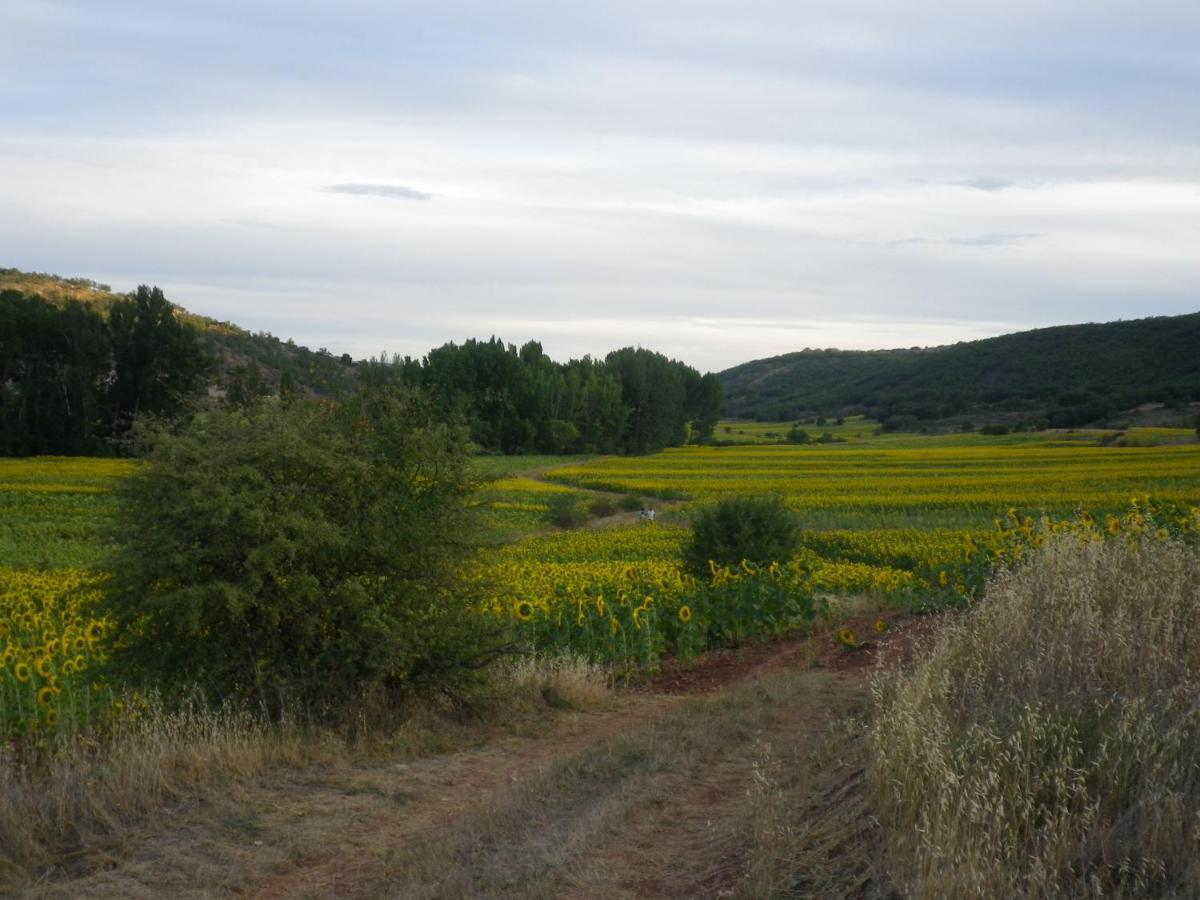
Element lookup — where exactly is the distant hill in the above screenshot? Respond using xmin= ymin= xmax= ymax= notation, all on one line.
xmin=0 ymin=267 xmax=356 ymax=399
xmin=718 ymin=313 xmax=1200 ymax=429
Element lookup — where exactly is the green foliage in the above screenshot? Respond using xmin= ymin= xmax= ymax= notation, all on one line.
xmin=0 ymin=285 xmax=213 ymax=455
xmin=546 ymin=493 xmax=589 ymax=529
xmin=618 ymin=493 xmax=645 ymax=512
xmin=721 ymin=312 xmax=1200 ymax=426
xmin=682 ymin=494 xmax=802 ymax=577
xmin=588 ymin=495 xmax=618 ymax=518
xmin=100 ymin=387 xmax=499 ymax=716
xmin=369 ymin=339 xmax=720 ymax=456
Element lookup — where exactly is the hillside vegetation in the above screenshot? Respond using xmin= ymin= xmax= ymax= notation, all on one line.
xmin=0 ymin=268 xmax=721 ymax=457
xmin=720 ymin=312 xmax=1200 ymax=428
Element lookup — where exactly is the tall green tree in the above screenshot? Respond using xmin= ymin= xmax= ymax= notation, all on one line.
xmin=101 ymin=386 xmax=499 ymax=715
xmin=106 ymin=285 xmax=213 ymax=434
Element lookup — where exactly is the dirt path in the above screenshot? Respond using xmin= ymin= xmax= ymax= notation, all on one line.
xmin=27 ymin=620 xmax=918 ymax=899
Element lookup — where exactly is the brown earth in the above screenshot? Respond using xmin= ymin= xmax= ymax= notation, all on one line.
xmin=24 ymin=618 xmax=933 ymax=899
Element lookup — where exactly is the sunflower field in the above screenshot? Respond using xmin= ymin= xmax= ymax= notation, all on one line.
xmin=3 ymin=428 xmax=1200 ymax=730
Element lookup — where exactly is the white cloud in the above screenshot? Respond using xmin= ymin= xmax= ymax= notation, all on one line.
xmin=1 ymin=1 xmax=1198 ymax=371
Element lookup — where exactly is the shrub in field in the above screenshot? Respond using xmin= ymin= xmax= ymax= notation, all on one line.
xmin=546 ymin=493 xmax=588 ymax=528
xmin=588 ymin=495 xmax=618 ymax=518
xmin=682 ymin=494 xmax=801 ymax=577
xmin=871 ymin=531 xmax=1200 ymax=898
xmin=618 ymin=493 xmax=644 ymax=512
xmin=101 ymin=387 xmax=501 ymax=718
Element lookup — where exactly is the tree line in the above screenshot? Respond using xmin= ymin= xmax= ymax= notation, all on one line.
xmin=1 ymin=286 xmax=722 ymax=456
xmin=363 ymin=338 xmax=723 ymax=455
xmin=0 ymin=287 xmax=213 ymax=455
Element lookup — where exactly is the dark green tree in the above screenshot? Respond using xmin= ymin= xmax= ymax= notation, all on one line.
xmin=683 ymin=494 xmax=802 ymax=578
xmin=100 ymin=385 xmax=500 ymax=716
xmin=106 ymin=285 xmax=214 ymax=434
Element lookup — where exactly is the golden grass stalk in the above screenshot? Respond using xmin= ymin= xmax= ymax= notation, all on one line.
xmin=870 ymin=532 xmax=1200 ymax=898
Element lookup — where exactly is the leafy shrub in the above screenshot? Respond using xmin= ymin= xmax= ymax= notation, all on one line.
xmin=786 ymin=427 xmax=810 ymax=444
xmin=101 ymin=387 xmax=500 ymax=718
xmin=682 ymin=494 xmax=801 ymax=577
xmin=618 ymin=493 xmax=644 ymax=512
xmin=588 ymin=495 xmax=618 ymax=518
xmin=546 ymin=493 xmax=588 ymax=528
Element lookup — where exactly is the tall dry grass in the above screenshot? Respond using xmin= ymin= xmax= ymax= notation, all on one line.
xmin=0 ymin=654 xmax=610 ymax=888
xmin=870 ymin=532 xmax=1200 ymax=898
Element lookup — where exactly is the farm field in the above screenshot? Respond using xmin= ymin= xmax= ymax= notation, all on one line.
xmin=4 ymin=428 xmax=1200 ymax=704
xmin=3 ymin=426 xmax=1200 ymax=895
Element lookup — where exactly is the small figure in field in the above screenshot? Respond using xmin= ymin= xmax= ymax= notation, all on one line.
xmin=646 ymin=507 xmax=656 ymax=523
xmin=637 ymin=507 xmax=647 ymax=521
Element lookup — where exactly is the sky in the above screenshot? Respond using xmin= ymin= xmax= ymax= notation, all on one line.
xmin=2 ymin=1 xmax=1199 ymax=373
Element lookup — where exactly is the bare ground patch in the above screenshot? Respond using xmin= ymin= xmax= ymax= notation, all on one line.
xmin=17 ymin=619 xmax=935 ymax=899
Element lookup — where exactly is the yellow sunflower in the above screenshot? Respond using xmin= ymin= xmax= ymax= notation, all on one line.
xmin=874 ymin=618 xmax=887 ymax=633
xmin=515 ymin=601 xmax=534 ymax=622
xmin=837 ymin=628 xmax=857 ymax=646
xmin=678 ymin=606 xmax=692 ymax=624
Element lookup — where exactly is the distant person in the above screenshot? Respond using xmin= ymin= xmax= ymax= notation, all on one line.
xmin=647 ymin=507 xmax=656 ymax=522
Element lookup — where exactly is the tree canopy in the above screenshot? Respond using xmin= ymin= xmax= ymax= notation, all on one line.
xmin=100 ymin=386 xmax=498 ymax=715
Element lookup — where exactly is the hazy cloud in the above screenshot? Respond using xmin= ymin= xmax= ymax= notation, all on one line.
xmin=958 ymin=176 xmax=1017 ymax=191
xmin=325 ymin=183 xmax=433 ymax=201
xmin=887 ymin=233 xmax=1043 ymax=249
xmin=2 ymin=1 xmax=1199 ymax=371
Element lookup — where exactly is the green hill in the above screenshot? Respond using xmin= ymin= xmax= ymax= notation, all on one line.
xmin=719 ymin=313 xmax=1200 ymax=428
xmin=0 ymin=267 xmax=356 ymax=399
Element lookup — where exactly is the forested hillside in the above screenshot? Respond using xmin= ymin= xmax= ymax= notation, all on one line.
xmin=0 ymin=269 xmax=721 ymax=456
xmin=720 ymin=313 xmax=1200 ymax=428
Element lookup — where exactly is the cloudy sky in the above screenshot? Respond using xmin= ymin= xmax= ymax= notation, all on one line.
xmin=3 ymin=1 xmax=1198 ymax=372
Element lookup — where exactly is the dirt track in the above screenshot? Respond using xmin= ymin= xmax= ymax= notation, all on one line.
xmin=26 ymin=618 xmax=919 ymax=899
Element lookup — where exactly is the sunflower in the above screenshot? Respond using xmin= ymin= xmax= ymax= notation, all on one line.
xmin=14 ymin=661 xmax=31 ymax=683
xmin=515 ymin=601 xmax=534 ymax=622
xmin=678 ymin=606 xmax=692 ymax=624
xmin=35 ymin=656 xmax=53 ymax=679
xmin=576 ymin=613 xmax=586 ymax=627
xmin=36 ymin=686 xmax=54 ymax=706
xmin=837 ymin=628 xmax=857 ymax=646
xmin=632 ymin=606 xmax=646 ymax=630
xmin=874 ymin=618 xmax=887 ymax=633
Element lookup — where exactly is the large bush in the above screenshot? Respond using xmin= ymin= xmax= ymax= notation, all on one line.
xmin=871 ymin=532 xmax=1200 ymax=897
xmin=101 ymin=387 xmax=499 ymax=716
xmin=682 ymin=494 xmax=801 ymax=578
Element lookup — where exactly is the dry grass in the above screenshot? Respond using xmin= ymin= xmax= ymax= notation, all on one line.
xmin=870 ymin=533 xmax=1200 ymax=898
xmin=0 ymin=654 xmax=611 ymax=892
xmin=491 ymin=652 xmax=614 ymax=712
xmin=0 ymin=697 xmax=324 ymax=885
xmin=383 ymin=670 xmax=831 ymax=899
xmin=736 ymin=715 xmax=897 ymax=899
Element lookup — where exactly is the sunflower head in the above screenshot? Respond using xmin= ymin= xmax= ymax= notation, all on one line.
xmin=14 ymin=661 xmax=31 ymax=683
xmin=837 ymin=628 xmax=857 ymax=646
xmin=874 ymin=618 xmax=887 ymax=633
xmin=678 ymin=605 xmax=692 ymax=623
xmin=515 ymin=601 xmax=534 ymax=622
